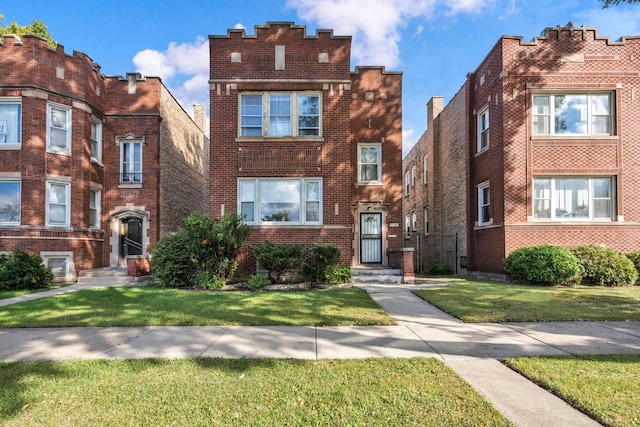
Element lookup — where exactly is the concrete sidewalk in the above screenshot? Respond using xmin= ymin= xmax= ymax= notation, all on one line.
xmin=2 ymin=279 xmax=638 ymax=426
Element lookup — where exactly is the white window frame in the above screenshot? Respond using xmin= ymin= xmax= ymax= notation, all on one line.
xmin=532 ymin=92 xmax=614 ymax=136
xmin=404 ymin=171 xmax=410 ymax=196
xmin=423 ymin=155 xmax=428 ymax=185
xmin=46 ymin=180 xmax=70 ymax=227
xmin=120 ymin=140 xmax=143 ymax=184
xmin=238 ymin=178 xmax=323 ymax=225
xmin=89 ymin=188 xmax=101 ymax=228
xmin=0 ymin=97 xmax=22 ymax=147
xmin=405 ymin=214 xmax=411 ymax=238
xmin=477 ymin=182 xmax=490 ymax=226
xmin=357 ymin=143 xmax=382 ymax=183
xmin=41 ymin=251 xmax=76 ymax=283
xmin=411 ymin=211 xmax=417 ymax=231
xmin=90 ymin=117 xmax=102 ymax=163
xmin=411 ymin=166 xmax=417 ymax=187
xmin=46 ymin=103 xmax=72 ymax=154
xmin=477 ymin=106 xmax=489 ymax=152
xmin=423 ymin=207 xmax=429 ymax=235
xmin=239 ymin=92 xmax=322 ymax=137
xmin=0 ymin=179 xmax=21 ymax=225
xmin=533 ymin=176 xmax=614 ymax=221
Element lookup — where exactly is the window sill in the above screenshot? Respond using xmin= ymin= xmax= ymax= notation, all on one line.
xmin=530 ymin=135 xmax=618 ymax=141
xmin=46 ymin=148 xmax=71 ymax=156
xmin=90 ymin=157 xmax=104 ymax=167
xmin=236 ymin=136 xmax=324 ymax=143
xmin=356 ymin=182 xmax=384 ymax=186
xmin=475 ymin=147 xmax=489 ymax=157
xmin=0 ymin=143 xmax=21 ymax=150
xmin=119 ymin=183 xmax=142 ymax=189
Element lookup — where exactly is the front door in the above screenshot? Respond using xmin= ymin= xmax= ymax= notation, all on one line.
xmin=360 ymin=212 xmax=382 ymax=263
xmin=119 ymin=217 xmax=143 ymax=266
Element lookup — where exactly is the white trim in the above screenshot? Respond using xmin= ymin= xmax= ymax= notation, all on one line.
xmin=46 ymin=180 xmax=70 ymax=227
xmin=357 ymin=143 xmax=382 ymax=183
xmin=46 ymin=102 xmax=72 ymax=154
xmin=41 ymin=251 xmax=76 ymax=283
xmin=477 ymin=181 xmax=491 ymax=226
xmin=477 ymin=106 xmax=489 ymax=152
xmin=0 ymin=179 xmax=21 ymax=225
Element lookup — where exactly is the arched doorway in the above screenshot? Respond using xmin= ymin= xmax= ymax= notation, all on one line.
xmin=119 ymin=216 xmax=143 ymax=265
xmin=109 ymin=207 xmax=149 ymax=268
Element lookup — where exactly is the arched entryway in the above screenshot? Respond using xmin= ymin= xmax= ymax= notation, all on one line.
xmin=109 ymin=207 xmax=150 ymax=267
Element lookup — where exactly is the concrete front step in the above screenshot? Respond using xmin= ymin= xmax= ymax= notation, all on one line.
xmin=76 ymin=267 xmax=134 ymax=286
xmin=78 ymin=267 xmax=129 ymax=279
xmin=351 ymin=268 xmax=403 ymax=284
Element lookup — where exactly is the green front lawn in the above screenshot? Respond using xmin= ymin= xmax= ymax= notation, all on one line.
xmin=0 ymin=357 xmax=512 ymax=426
xmin=414 ymin=278 xmax=640 ymax=322
xmin=504 ymin=354 xmax=640 ymax=427
xmin=0 ymin=286 xmax=395 ymax=327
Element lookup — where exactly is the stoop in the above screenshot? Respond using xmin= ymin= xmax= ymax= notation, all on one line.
xmin=351 ymin=267 xmax=403 ymax=284
xmin=76 ymin=267 xmax=138 ymax=286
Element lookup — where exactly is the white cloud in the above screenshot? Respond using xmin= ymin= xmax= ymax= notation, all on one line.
xmin=444 ymin=0 xmax=494 ymax=15
xmin=132 ymin=49 xmax=175 ymax=80
xmin=402 ymin=128 xmax=417 ymax=158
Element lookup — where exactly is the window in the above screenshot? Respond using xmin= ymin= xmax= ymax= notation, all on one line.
xmin=90 ymin=118 xmax=102 ymax=162
xmin=478 ymin=182 xmax=490 ymax=226
xmin=533 ymin=177 xmax=614 ymax=220
xmin=89 ymin=189 xmax=100 ymax=228
xmin=41 ymin=251 xmax=75 ymax=282
xmin=411 ymin=166 xmax=417 ymax=187
xmin=423 ymin=155 xmax=428 ymax=184
xmin=0 ymin=98 xmax=21 ymax=145
xmin=0 ymin=180 xmax=20 ymax=224
xmin=423 ymin=207 xmax=429 ymax=235
xmin=477 ymin=107 xmax=489 ymax=151
xmin=238 ymin=178 xmax=322 ymax=225
xmin=404 ymin=172 xmax=410 ymax=196
xmin=412 ymin=211 xmax=417 ymax=231
xmin=533 ymin=93 xmax=613 ymax=136
xmin=239 ymin=92 xmax=321 ymax=137
xmin=47 ymin=103 xmax=71 ymax=153
xmin=358 ymin=144 xmax=381 ymax=182
xmin=405 ymin=214 xmax=411 ymax=238
xmin=46 ymin=181 xmax=70 ymax=226
xmin=121 ymin=141 xmax=142 ymax=183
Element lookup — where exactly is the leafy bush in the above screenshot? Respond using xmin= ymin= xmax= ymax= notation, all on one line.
xmin=0 ymin=251 xmax=53 ymax=290
xmin=625 ymin=251 xmax=640 ymax=285
xmin=323 ymin=265 xmax=352 ymax=286
xmin=247 ymin=273 xmax=271 ymax=289
xmin=303 ymin=242 xmax=341 ymax=284
xmin=428 ymin=263 xmax=450 ymax=275
xmin=504 ymin=244 xmax=584 ymax=286
xmin=571 ymin=245 xmax=638 ymax=287
xmin=151 ymin=213 xmax=250 ymax=288
xmin=253 ymin=241 xmax=304 ymax=283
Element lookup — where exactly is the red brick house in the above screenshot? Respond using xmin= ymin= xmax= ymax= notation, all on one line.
xmin=209 ymin=22 xmax=407 ymax=278
xmin=404 ymin=23 xmax=640 ymax=278
xmin=0 ymin=34 xmax=209 ymax=281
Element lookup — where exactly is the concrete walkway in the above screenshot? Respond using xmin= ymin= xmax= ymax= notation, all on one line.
xmin=2 ymin=279 xmax=639 ymax=426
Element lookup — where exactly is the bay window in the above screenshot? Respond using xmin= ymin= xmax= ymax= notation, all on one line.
xmin=91 ymin=118 xmax=102 ymax=162
xmin=533 ymin=177 xmax=614 ymax=220
xmin=238 ymin=178 xmax=322 ymax=225
xmin=532 ymin=93 xmax=613 ymax=136
xmin=0 ymin=98 xmax=21 ymax=145
xmin=46 ymin=180 xmax=70 ymax=226
xmin=0 ymin=180 xmax=20 ymax=224
xmin=240 ymin=92 xmax=321 ymax=137
xmin=47 ymin=103 xmax=71 ymax=153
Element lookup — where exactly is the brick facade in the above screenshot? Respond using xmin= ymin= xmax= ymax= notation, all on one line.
xmin=404 ymin=23 xmax=640 ymax=278
xmin=0 ymin=35 xmax=209 ymax=280
xmin=209 ymin=22 xmax=404 ymax=277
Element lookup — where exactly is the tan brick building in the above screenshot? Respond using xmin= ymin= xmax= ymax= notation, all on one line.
xmin=404 ymin=23 xmax=640 ymax=278
xmin=209 ymin=22 xmax=406 ymax=278
xmin=0 ymin=34 xmax=209 ymax=281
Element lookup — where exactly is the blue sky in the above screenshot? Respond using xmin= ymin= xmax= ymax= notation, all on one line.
xmin=2 ymin=0 xmax=639 ymax=157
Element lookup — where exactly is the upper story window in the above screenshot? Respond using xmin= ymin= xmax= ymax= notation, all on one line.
xmin=478 ymin=182 xmax=490 ymax=226
xmin=411 ymin=166 xmax=417 ymax=187
xmin=239 ymin=178 xmax=322 ymax=225
xmin=404 ymin=171 xmax=410 ymax=196
xmin=240 ymin=92 xmax=321 ymax=137
xmin=533 ymin=93 xmax=613 ymax=136
xmin=358 ymin=144 xmax=381 ymax=183
xmin=47 ymin=103 xmax=72 ymax=154
xmin=423 ymin=155 xmax=428 ymax=184
xmin=424 ymin=207 xmax=429 ymax=235
xmin=89 ymin=189 xmax=101 ymax=228
xmin=0 ymin=180 xmax=21 ymax=225
xmin=121 ymin=140 xmax=142 ymax=184
xmin=0 ymin=98 xmax=21 ymax=145
xmin=477 ymin=106 xmax=489 ymax=152
xmin=533 ymin=177 xmax=613 ymax=221
xmin=46 ymin=180 xmax=70 ymax=227
xmin=90 ymin=118 xmax=102 ymax=162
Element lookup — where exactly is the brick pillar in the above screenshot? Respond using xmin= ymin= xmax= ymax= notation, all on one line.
xmin=388 ymin=247 xmax=415 ymax=284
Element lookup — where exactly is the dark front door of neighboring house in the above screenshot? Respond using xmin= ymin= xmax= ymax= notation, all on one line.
xmin=360 ymin=212 xmax=382 ymax=264
xmin=119 ymin=217 xmax=143 ymax=266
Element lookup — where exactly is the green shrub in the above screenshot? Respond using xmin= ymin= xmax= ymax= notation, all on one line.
xmin=428 ymin=263 xmax=450 ymax=275
xmin=0 ymin=251 xmax=53 ymax=290
xmin=323 ymin=265 xmax=352 ymax=286
xmin=247 ymin=273 xmax=271 ymax=289
xmin=625 ymin=251 xmax=640 ymax=285
xmin=253 ymin=241 xmax=304 ymax=283
xmin=303 ymin=242 xmax=341 ymax=284
xmin=571 ymin=245 xmax=638 ymax=287
xmin=151 ymin=212 xmax=250 ymax=288
xmin=504 ymin=244 xmax=584 ymax=286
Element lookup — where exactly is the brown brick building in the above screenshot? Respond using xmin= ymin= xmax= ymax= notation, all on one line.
xmin=404 ymin=23 xmax=640 ymax=278
xmin=209 ymin=22 xmax=406 ymax=277
xmin=0 ymin=34 xmax=209 ymax=281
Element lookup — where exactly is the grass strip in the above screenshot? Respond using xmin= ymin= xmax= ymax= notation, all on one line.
xmin=413 ymin=278 xmax=640 ymax=322
xmin=0 ymin=357 xmax=512 ymax=426
xmin=0 ymin=286 xmax=395 ymax=327
xmin=504 ymin=354 xmax=640 ymax=427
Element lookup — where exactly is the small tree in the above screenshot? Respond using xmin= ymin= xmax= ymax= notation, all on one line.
xmin=253 ymin=241 xmax=304 ymax=283
xmin=0 ymin=16 xmax=57 ymax=48
xmin=0 ymin=251 xmax=53 ymax=290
